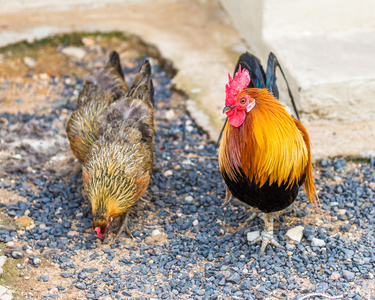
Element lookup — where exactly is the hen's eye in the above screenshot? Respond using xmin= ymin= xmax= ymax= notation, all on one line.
xmin=240 ymin=98 xmax=246 ymax=104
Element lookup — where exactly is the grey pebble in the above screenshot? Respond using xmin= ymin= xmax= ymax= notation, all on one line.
xmin=61 ymin=272 xmax=72 ymax=278
xmin=31 ymin=257 xmax=41 ymax=265
xmin=226 ymin=273 xmax=241 ymax=284
xmin=311 ymin=238 xmax=326 ymax=247
xmin=343 ymin=270 xmax=355 ymax=281
xmin=11 ymin=251 xmax=24 ymax=259
xmin=75 ymin=282 xmax=87 ymax=290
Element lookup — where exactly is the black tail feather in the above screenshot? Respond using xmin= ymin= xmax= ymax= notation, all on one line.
xmin=266 ymin=52 xmax=300 ymax=120
xmin=265 ymin=52 xmax=279 ymax=98
xmin=234 ymin=52 xmax=266 ymax=89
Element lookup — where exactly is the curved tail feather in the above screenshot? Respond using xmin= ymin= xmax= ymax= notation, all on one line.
xmin=89 ymin=51 xmax=129 ymax=100
xmin=266 ymin=52 xmax=300 ymax=120
xmin=127 ymin=59 xmax=154 ymax=106
xmin=234 ymin=52 xmax=266 ymax=89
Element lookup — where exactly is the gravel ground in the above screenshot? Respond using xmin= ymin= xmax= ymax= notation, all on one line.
xmin=0 ymin=39 xmax=375 ymax=300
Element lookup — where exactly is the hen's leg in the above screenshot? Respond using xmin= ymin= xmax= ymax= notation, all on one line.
xmin=139 ymin=195 xmax=150 ymax=203
xmin=249 ymin=212 xmax=283 ymax=256
xmin=114 ymin=210 xmax=133 ymax=240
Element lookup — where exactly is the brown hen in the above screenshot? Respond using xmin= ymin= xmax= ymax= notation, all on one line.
xmin=82 ymin=59 xmax=155 ymax=240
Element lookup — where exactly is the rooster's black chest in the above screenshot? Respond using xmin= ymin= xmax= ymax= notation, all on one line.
xmin=222 ymin=168 xmax=305 ymax=213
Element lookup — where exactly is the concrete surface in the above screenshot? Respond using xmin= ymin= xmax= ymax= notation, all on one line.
xmin=0 ymin=0 xmax=374 ymax=160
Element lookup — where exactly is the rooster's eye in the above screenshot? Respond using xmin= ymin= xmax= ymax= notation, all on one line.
xmin=240 ymin=98 xmax=246 ymax=104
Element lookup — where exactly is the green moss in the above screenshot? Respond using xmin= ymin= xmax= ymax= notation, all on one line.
xmin=0 ymin=212 xmax=23 ymax=298
xmin=0 ymin=244 xmax=20 ymax=296
xmin=0 ymin=31 xmax=130 ymax=58
xmin=347 ymin=157 xmax=371 ymax=164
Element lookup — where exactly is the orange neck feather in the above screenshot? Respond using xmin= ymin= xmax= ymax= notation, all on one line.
xmin=219 ymin=88 xmax=308 ymax=189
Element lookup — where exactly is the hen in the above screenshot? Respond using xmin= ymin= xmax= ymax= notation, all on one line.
xmin=83 ymin=59 xmax=154 ymax=240
xmin=218 ymin=52 xmax=318 ymax=255
xmin=67 ymin=52 xmax=154 ymax=240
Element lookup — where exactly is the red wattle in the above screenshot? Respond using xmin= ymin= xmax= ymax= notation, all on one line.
xmin=227 ymin=109 xmax=246 ymax=127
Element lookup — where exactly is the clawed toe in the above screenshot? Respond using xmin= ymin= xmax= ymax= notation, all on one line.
xmin=250 ymin=230 xmax=283 ymax=256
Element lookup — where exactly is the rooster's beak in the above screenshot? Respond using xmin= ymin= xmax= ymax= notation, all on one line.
xmin=223 ymin=106 xmax=234 ymax=114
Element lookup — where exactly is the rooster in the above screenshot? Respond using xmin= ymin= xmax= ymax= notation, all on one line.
xmin=67 ymin=51 xmax=128 ymax=162
xmin=218 ymin=52 xmax=318 ymax=256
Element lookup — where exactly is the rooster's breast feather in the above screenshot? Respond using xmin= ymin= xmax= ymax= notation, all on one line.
xmin=219 ymin=89 xmax=308 ymax=189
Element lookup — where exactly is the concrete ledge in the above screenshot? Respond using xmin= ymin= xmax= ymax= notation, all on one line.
xmin=270 ymin=30 xmax=375 ymax=122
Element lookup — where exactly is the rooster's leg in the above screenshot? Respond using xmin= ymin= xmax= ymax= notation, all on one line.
xmin=115 ymin=210 xmax=133 ymax=240
xmin=244 ymin=207 xmax=262 ymax=223
xmin=221 ymin=188 xmax=233 ymax=207
xmin=249 ymin=212 xmax=283 ymax=256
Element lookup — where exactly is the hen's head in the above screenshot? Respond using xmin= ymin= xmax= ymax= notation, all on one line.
xmin=224 ymin=65 xmax=255 ymax=127
xmin=93 ymin=216 xmax=113 ymax=239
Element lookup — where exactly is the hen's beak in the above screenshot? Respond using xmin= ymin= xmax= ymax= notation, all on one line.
xmin=94 ymin=227 xmax=104 ymax=239
xmin=223 ymin=106 xmax=234 ymax=114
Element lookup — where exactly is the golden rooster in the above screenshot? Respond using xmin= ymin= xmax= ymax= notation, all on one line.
xmin=83 ymin=60 xmax=154 ymax=240
xmin=67 ymin=51 xmax=128 ymax=162
xmin=218 ymin=52 xmax=318 ymax=256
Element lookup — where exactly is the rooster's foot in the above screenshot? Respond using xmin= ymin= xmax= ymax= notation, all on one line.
xmin=243 ymin=208 xmax=262 ymax=223
xmin=249 ymin=212 xmax=284 ymax=256
xmin=250 ymin=230 xmax=283 ymax=256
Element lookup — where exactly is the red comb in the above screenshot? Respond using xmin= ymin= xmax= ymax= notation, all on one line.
xmin=225 ymin=65 xmax=250 ymax=106
xmin=94 ymin=226 xmax=103 ymax=239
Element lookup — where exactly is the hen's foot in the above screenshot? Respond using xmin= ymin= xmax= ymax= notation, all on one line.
xmin=249 ymin=212 xmax=284 ymax=256
xmin=139 ymin=194 xmax=151 ymax=203
xmin=114 ymin=210 xmax=133 ymax=240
